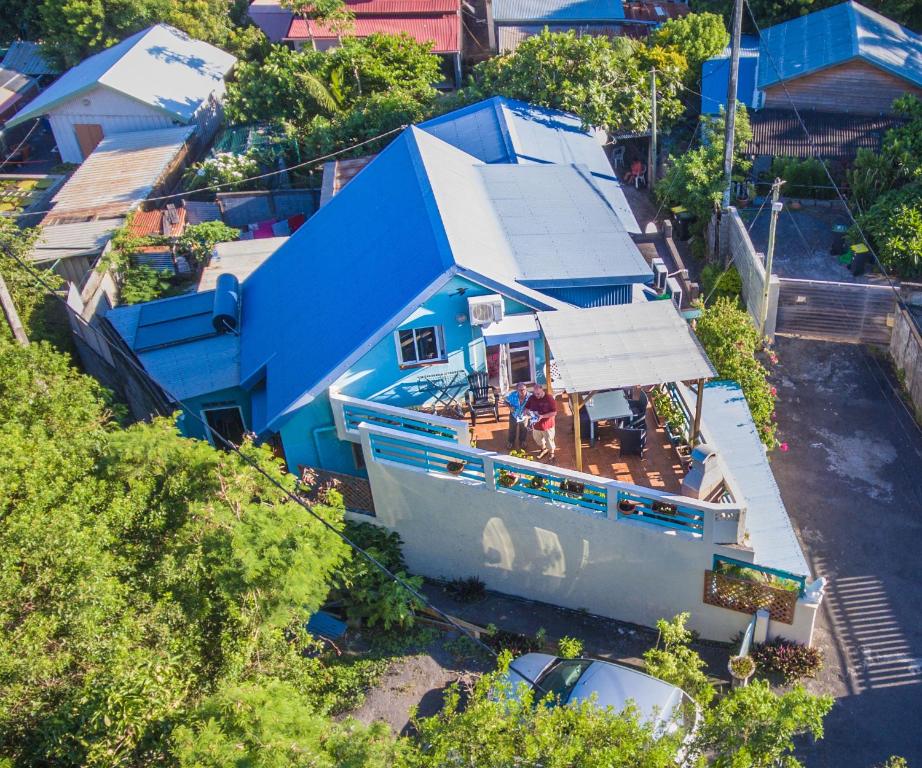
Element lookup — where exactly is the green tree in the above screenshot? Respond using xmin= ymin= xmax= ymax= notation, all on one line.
xmin=691 ymin=0 xmax=921 ymax=31
xmin=697 ymin=680 xmax=833 ymax=767
xmin=472 ymin=29 xmax=684 ymax=134
xmin=282 ymin=0 xmax=355 ymax=48
xmin=856 ymin=182 xmax=922 ymax=278
xmin=643 ymin=613 xmax=714 ymax=706
xmin=177 ymin=220 xmax=240 ymax=267
xmin=0 ymin=0 xmax=43 ymax=44
xmin=648 ymin=12 xmax=729 ymax=83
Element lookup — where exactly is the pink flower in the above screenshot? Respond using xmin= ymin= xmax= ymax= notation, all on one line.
xmin=769 ymin=353 xmax=779 ymax=364
xmin=770 ymin=386 xmax=777 ymax=396
xmin=780 ymin=442 xmax=789 ymax=452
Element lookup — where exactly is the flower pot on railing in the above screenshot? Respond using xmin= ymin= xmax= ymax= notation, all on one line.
xmin=559 ymin=479 xmax=585 ymax=497
xmin=651 ymin=501 xmax=678 ymax=515
xmin=498 ymin=470 xmax=519 ymax=488
xmin=618 ymin=499 xmax=638 ymax=515
xmin=446 ymin=461 xmax=466 ymax=476
xmin=728 ymin=655 xmax=756 ymax=688
xmin=528 ymin=475 xmax=547 ymax=491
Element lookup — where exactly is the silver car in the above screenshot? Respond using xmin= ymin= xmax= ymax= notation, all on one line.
xmin=504 ymin=653 xmax=701 ymax=740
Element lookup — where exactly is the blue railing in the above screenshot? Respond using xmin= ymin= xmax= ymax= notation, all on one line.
xmin=664 ymin=383 xmax=694 ymax=442
xmin=615 ymin=490 xmax=705 ymax=534
xmin=492 ymin=460 xmax=608 ymax=515
xmin=712 ymin=555 xmax=807 ymax=597
xmin=344 ymin=404 xmax=459 ymax=442
xmin=368 ymin=430 xmax=485 ymax=482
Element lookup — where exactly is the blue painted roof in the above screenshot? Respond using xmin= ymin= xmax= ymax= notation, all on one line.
xmin=421 ymin=97 xmax=640 ymax=233
xmin=491 ymin=0 xmax=624 ymax=23
xmin=106 ymin=292 xmax=240 ymax=401
xmin=695 ymin=381 xmax=810 ymax=577
xmin=700 ymin=36 xmax=760 ymax=115
xmin=757 ymin=1 xmax=922 ymax=90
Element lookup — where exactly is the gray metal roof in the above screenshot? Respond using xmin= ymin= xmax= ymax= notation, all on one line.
xmin=757 ymin=1 xmax=922 ymax=89
xmin=7 ymin=24 xmax=236 ymax=128
xmin=693 ymin=381 xmax=810 ymax=577
xmin=537 ymin=300 xmax=717 ymax=392
xmin=1 ymin=41 xmax=57 ymax=76
xmin=47 ymin=126 xmax=194 ymax=220
xmin=492 ymin=0 xmax=625 ymax=23
xmin=497 ymin=23 xmax=621 ymax=52
xmin=29 ymin=218 xmax=124 ymax=263
xmin=197 ymin=236 xmax=287 ymax=291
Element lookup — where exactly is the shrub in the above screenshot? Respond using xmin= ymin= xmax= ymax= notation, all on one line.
xmin=484 ymin=629 xmax=542 ymax=656
xmin=183 ymin=151 xmax=261 ymax=192
xmin=770 ymin=156 xmax=836 ymax=199
xmin=643 ymin=613 xmax=714 ymax=705
xmin=119 ymin=264 xmax=173 ymax=305
xmin=700 ymin=264 xmax=742 ymax=304
xmin=557 ymin=635 xmax=584 ymax=659
xmin=445 ymin=576 xmax=487 ymax=603
xmin=751 ymin=639 xmax=823 ymax=684
xmin=855 ymin=181 xmax=922 ymax=278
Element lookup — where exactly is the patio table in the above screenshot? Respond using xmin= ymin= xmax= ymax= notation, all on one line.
xmin=416 ymin=370 xmax=467 ymax=414
xmin=583 ymin=390 xmax=633 ymax=447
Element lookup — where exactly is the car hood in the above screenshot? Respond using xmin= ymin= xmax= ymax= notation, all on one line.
xmin=504 ymin=653 xmax=558 ymax=695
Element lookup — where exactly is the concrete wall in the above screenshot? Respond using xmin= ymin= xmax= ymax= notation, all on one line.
xmin=890 ymin=307 xmax=922 ymax=421
xmin=359 ymin=423 xmax=819 ymax=643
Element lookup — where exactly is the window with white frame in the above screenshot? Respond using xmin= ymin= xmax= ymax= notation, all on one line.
xmin=396 ymin=326 xmax=446 ymax=366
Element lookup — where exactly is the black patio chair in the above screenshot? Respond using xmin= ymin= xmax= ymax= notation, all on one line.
xmin=465 ymin=371 xmax=498 ymax=425
xmin=627 ymin=390 xmax=649 ymax=429
xmin=613 ymin=426 xmax=647 ymax=459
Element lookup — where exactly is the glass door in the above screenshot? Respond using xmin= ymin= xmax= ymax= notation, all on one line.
xmin=507 ymin=340 xmax=535 ymax=385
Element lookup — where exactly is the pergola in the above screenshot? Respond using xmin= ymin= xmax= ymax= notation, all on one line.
xmin=537 ymin=301 xmax=717 ymax=472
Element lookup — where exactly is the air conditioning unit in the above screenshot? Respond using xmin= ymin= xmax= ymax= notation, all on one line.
xmin=468 ymin=294 xmax=504 ymax=327
xmin=666 ymin=276 xmax=683 ymax=310
xmin=652 ymin=258 xmax=668 ymax=292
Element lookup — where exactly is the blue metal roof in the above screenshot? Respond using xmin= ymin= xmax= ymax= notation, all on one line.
xmin=757 ymin=2 xmax=922 ymax=89
xmin=420 ymin=97 xmax=640 ymax=233
xmin=695 ymin=381 xmax=810 ymax=577
xmin=700 ymin=36 xmax=760 ymax=115
xmin=491 ymin=0 xmax=624 ymax=23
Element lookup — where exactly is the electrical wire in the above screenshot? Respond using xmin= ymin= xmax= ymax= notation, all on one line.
xmin=0 ymin=119 xmax=41 ymax=173
xmin=2 ymin=247 xmax=553 ymax=695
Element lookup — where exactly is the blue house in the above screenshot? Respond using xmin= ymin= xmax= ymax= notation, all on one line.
xmin=107 ymin=97 xmax=653 ymax=476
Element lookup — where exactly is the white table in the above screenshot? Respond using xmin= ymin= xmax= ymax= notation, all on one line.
xmin=583 ymin=390 xmax=633 ymax=446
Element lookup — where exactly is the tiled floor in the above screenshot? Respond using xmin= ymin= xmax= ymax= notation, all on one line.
xmin=471 ymin=400 xmax=686 ymax=494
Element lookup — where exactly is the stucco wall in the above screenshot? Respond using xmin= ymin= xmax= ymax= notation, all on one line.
xmin=890 ymin=307 xmax=922 ymax=422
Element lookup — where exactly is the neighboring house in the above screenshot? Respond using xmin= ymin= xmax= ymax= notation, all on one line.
xmin=103 ymin=98 xmax=821 ymax=645
xmin=0 ymin=67 xmax=40 ymax=123
xmin=1 ymin=41 xmax=58 ymax=78
xmin=701 ymin=2 xmax=922 ymax=159
xmin=248 ymin=0 xmax=463 ymax=86
xmin=5 ymin=24 xmax=236 ymax=162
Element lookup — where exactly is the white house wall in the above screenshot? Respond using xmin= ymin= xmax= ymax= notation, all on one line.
xmin=47 ymin=86 xmax=179 ymax=162
xmin=360 ymin=433 xmax=819 ymax=644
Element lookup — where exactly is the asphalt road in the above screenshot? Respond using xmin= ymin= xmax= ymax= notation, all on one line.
xmin=771 ymin=338 xmax=922 ymax=766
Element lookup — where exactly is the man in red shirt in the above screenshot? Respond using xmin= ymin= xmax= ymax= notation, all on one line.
xmin=525 ymin=383 xmax=557 ymax=460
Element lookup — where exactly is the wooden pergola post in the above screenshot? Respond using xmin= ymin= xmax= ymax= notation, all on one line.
xmin=544 ymin=337 xmax=553 ymax=394
xmin=692 ymin=378 xmax=705 ymax=445
xmin=570 ymin=392 xmax=582 ymax=472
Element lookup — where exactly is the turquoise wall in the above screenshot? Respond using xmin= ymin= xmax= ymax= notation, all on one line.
xmin=276 ymin=391 xmax=357 ymax=476
xmin=177 ymin=386 xmax=253 ymax=444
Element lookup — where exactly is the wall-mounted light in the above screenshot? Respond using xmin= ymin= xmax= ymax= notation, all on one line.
xmin=455 ymin=313 xmax=468 ymax=324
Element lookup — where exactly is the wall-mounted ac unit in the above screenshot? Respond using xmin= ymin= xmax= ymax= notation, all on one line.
xmin=652 ymin=258 xmax=668 ymax=292
xmin=468 ymin=294 xmax=504 ymax=327
xmin=666 ymin=276 xmax=683 ymax=310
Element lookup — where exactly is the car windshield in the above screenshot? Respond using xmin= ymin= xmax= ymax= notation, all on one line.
xmin=535 ymin=659 xmax=593 ymax=703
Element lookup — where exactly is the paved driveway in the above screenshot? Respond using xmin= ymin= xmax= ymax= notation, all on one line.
xmin=772 ymin=338 xmax=922 ymax=766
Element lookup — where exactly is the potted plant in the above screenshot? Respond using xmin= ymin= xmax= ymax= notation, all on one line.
xmin=559 ymin=479 xmax=585 ymax=497
xmin=446 ymin=460 xmax=466 ymax=476
xmin=651 ymin=501 xmax=678 ymax=515
xmin=498 ymin=468 xmax=519 ymax=488
xmin=618 ymin=498 xmax=637 ymax=514
xmin=528 ymin=475 xmax=547 ymax=491
xmin=728 ymin=654 xmax=756 ymax=688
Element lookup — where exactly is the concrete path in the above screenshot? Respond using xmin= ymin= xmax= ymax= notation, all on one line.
xmin=772 ymin=338 xmax=922 ymax=766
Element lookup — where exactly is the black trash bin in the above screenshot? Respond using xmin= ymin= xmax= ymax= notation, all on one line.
xmin=675 ymin=212 xmax=694 ymax=241
xmin=850 ymin=245 xmax=870 ymax=276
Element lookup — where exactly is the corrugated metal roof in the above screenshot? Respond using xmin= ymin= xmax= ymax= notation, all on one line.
xmin=700 ymin=36 xmax=760 ymax=114
xmin=621 ymin=0 xmax=690 ymax=24
xmin=421 ymin=97 xmax=640 ymax=233
xmin=746 ymin=108 xmax=900 ymax=159
xmin=694 ymin=381 xmax=810 ymax=577
xmin=0 ymin=67 xmax=36 ymax=95
xmin=107 ymin=295 xmax=240 ymax=400
xmin=7 ymin=24 xmax=236 ymax=128
xmin=28 ymin=218 xmax=124 ymax=263
xmin=184 ymin=200 xmax=222 ymax=224
xmin=319 ymin=155 xmax=376 ymax=207
xmin=348 ymin=0 xmax=459 ymax=13
xmin=128 ymin=207 xmax=187 ymax=238
xmin=197 ymin=236 xmax=287 ymax=290
xmin=288 ymin=14 xmax=460 ymax=52
xmin=492 ymin=0 xmax=625 ymax=23
xmin=497 ymin=23 xmax=621 ymax=52
xmin=757 ymin=1 xmax=922 ymax=89
xmin=46 ymin=125 xmax=194 ymax=221
xmin=536 ymin=300 xmax=717 ymax=392
xmin=1 ymin=41 xmax=57 ymax=76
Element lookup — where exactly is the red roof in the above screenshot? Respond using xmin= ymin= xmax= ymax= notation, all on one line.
xmin=346 ymin=0 xmax=459 ymax=13
xmin=287 ymin=14 xmax=460 ymax=53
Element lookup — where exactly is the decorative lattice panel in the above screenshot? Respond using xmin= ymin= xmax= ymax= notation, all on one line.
xmin=702 ymin=570 xmax=798 ymax=625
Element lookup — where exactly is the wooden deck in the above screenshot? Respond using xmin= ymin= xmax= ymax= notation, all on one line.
xmin=472 ymin=399 xmax=687 ymax=494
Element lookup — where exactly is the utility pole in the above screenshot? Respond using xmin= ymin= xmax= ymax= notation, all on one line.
xmin=0 ymin=274 xmax=28 ymax=346
xmin=648 ymin=68 xmax=657 ymax=192
xmin=760 ymin=178 xmax=784 ymax=336
xmin=722 ymin=0 xmax=745 ymax=209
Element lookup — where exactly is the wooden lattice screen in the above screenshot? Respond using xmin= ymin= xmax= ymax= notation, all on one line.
xmin=299 ymin=466 xmax=376 ymax=516
xmin=702 ymin=570 xmax=798 ymax=625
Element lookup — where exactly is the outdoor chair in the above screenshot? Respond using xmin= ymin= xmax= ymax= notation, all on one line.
xmin=613 ymin=426 xmax=647 ymax=459
xmin=611 ymin=145 xmax=626 ymax=170
xmin=465 ymin=371 xmax=499 ymax=425
xmin=627 ymin=390 xmax=648 ymax=429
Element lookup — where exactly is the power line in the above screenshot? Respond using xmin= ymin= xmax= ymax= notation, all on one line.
xmin=0 ymin=119 xmax=41 ymax=173
xmin=1 ymin=247 xmax=552 ymax=695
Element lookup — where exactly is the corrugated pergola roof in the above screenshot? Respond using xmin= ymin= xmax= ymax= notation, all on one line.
xmin=537 ymin=301 xmax=716 ymax=392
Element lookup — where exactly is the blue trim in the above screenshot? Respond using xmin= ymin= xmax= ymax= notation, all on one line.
xmin=344 ymin=404 xmax=458 ymax=441
xmin=713 ymin=554 xmax=807 ymax=596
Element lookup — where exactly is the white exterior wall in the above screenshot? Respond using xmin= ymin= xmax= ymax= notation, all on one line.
xmin=359 ymin=426 xmax=819 ymax=644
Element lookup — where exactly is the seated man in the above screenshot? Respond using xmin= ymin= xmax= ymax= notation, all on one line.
xmin=504 ymin=382 xmax=530 ymax=450
xmin=525 ymin=383 xmax=557 ymax=461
